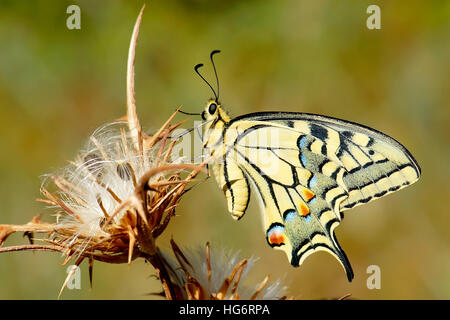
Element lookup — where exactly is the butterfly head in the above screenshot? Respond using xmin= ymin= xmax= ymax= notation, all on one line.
xmin=201 ymin=100 xmax=230 ymax=123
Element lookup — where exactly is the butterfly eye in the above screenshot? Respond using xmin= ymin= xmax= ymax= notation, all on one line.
xmin=208 ymin=103 xmax=217 ymax=115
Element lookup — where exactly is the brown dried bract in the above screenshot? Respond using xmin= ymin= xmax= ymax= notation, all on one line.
xmin=0 ymin=5 xmax=207 ymax=299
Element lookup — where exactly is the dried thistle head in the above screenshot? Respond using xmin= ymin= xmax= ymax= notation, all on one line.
xmin=0 ymin=6 xmax=206 ymax=298
xmin=0 ymin=110 xmax=204 ymax=297
xmin=160 ymin=240 xmax=291 ymax=300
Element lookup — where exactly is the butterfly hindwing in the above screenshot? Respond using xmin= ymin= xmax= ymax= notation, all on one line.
xmin=222 ymin=122 xmax=353 ymax=279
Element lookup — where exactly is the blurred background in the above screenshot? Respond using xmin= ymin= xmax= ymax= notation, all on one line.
xmin=0 ymin=0 xmax=449 ymax=299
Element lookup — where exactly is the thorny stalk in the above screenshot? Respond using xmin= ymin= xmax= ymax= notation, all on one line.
xmin=0 ymin=5 xmax=207 ymax=299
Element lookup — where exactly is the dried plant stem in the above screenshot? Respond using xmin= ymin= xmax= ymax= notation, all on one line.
xmin=0 ymin=244 xmax=64 ymax=254
xmin=141 ymin=251 xmax=177 ymax=300
xmin=0 ymin=243 xmax=140 ymax=264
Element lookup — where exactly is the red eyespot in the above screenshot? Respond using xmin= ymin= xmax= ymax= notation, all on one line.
xmin=266 ymin=224 xmax=286 ymax=247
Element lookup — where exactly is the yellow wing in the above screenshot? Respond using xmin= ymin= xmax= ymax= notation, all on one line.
xmin=205 ymin=110 xmax=420 ymax=281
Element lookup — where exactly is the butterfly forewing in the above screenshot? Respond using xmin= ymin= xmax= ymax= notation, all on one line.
xmin=230 ymin=112 xmax=420 ymax=209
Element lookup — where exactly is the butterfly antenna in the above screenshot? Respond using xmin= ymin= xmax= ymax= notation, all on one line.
xmin=210 ymin=50 xmax=221 ymax=101
xmin=194 ymin=63 xmax=218 ymax=101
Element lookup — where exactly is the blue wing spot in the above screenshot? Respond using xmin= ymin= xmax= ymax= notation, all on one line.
xmin=298 ymin=135 xmax=307 ymax=150
xmin=303 ymin=215 xmax=312 ymax=223
xmin=268 ymin=225 xmax=284 ymax=234
xmin=309 ymin=175 xmax=317 ymax=188
xmin=283 ymin=209 xmax=297 ymax=223
xmin=300 ymin=153 xmax=308 ymax=166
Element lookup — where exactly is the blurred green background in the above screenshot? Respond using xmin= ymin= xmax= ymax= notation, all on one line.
xmin=0 ymin=0 xmax=449 ymax=299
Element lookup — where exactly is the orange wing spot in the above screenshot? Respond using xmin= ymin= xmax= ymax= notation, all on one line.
xmin=299 ymin=202 xmax=310 ymax=216
xmin=267 ymin=225 xmax=286 ymax=246
xmin=302 ymin=188 xmax=315 ymax=202
xmin=269 ymin=232 xmax=286 ymax=246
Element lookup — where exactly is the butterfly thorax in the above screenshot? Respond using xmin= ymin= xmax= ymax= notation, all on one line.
xmin=202 ymin=101 xmax=231 ymax=154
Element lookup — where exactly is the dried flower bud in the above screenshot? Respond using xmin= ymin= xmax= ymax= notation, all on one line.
xmin=158 ymin=240 xmax=290 ymax=300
